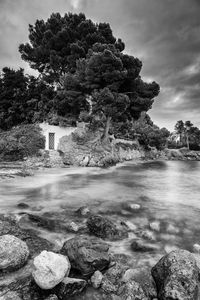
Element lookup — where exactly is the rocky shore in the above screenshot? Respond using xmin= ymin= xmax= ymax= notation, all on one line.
xmin=1 ymin=206 xmax=200 ymax=300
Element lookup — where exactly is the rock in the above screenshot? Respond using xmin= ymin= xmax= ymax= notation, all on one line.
xmin=60 ymin=236 xmax=110 ymax=276
xmin=0 ymin=292 xmax=22 ymax=300
xmin=122 ymin=203 xmax=141 ymax=212
xmin=67 ymin=222 xmax=79 ymax=232
xmin=0 ymin=235 xmax=29 ymax=272
xmin=87 ymin=214 xmax=128 ymax=240
xmin=91 ymin=270 xmax=103 ymax=288
xmin=118 ymin=280 xmax=148 ymax=300
xmin=166 ymin=224 xmax=180 ymax=234
xmin=0 ymin=216 xmax=54 ymax=256
xmin=152 ymin=249 xmax=199 ymax=300
xmin=121 ymin=221 xmax=137 ymax=232
xmin=131 ymin=239 xmax=161 ymax=252
xmin=44 ymin=295 xmax=58 ymax=300
xmin=17 ymin=203 xmax=29 ymax=209
xmin=101 ymin=279 xmax=118 ymax=294
xmin=100 ymin=263 xmax=128 ymax=295
xmin=149 ymin=221 xmax=160 ymax=232
xmin=56 ymin=277 xmax=87 ymax=298
xmin=138 ymin=230 xmax=156 ymax=241
xmin=32 ymin=251 xmax=70 ymax=290
xmin=193 ymin=243 xmax=200 ymax=254
xmin=76 ymin=206 xmax=90 ymax=217
xmin=122 ymin=268 xmax=157 ymax=299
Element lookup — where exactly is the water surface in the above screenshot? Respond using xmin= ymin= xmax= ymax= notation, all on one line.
xmin=1 ymin=160 xmax=200 ymax=267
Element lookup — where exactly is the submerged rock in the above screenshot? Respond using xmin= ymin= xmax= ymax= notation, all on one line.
xmin=17 ymin=203 xmax=29 ymax=209
xmin=32 ymin=251 xmax=71 ymax=290
xmin=0 ymin=235 xmax=29 ymax=272
xmin=87 ymin=214 xmax=128 ymax=240
xmin=149 ymin=221 xmax=160 ymax=232
xmin=122 ymin=203 xmax=141 ymax=212
xmin=60 ymin=236 xmax=110 ymax=276
xmin=152 ymin=249 xmax=199 ymax=300
xmin=76 ymin=206 xmax=90 ymax=217
xmin=193 ymin=243 xmax=200 ymax=254
xmin=56 ymin=277 xmax=87 ymax=298
xmin=138 ymin=230 xmax=156 ymax=241
xmin=131 ymin=239 xmax=161 ymax=252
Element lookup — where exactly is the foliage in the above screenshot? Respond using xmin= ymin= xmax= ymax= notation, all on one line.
xmin=0 ymin=67 xmax=55 ymax=130
xmin=19 ymin=13 xmax=124 ymax=83
xmin=0 ymin=124 xmax=45 ymax=160
xmin=173 ymin=120 xmax=200 ymax=150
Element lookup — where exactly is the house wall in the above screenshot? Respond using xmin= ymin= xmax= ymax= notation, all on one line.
xmin=39 ymin=122 xmax=76 ymax=150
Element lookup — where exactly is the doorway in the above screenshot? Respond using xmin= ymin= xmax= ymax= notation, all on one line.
xmin=49 ymin=132 xmax=55 ymax=150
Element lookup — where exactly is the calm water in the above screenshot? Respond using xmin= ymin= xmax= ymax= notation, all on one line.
xmin=1 ymin=160 xmax=200 ymax=266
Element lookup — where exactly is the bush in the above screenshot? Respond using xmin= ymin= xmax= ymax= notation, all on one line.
xmin=0 ymin=124 xmax=45 ymax=161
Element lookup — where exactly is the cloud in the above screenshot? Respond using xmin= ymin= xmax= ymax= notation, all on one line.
xmin=0 ymin=0 xmax=199 ymax=130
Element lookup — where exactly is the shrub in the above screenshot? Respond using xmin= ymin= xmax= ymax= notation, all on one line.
xmin=0 ymin=124 xmax=45 ymax=161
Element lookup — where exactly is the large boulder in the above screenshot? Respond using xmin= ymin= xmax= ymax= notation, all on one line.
xmin=152 ymin=249 xmax=199 ymax=300
xmin=87 ymin=214 xmax=127 ymax=240
xmin=0 ymin=235 xmax=29 ymax=272
xmin=60 ymin=236 xmax=110 ymax=276
xmin=32 ymin=251 xmax=71 ymax=290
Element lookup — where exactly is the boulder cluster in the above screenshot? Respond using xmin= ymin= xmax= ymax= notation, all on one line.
xmin=0 ymin=212 xmax=200 ymax=300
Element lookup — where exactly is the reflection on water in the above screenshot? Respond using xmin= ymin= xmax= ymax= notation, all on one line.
xmin=1 ymin=160 xmax=200 ymax=263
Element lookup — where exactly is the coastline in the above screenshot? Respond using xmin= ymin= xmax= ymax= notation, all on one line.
xmin=1 ymin=147 xmax=200 ymax=182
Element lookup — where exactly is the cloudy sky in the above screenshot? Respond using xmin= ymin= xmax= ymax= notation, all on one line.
xmin=0 ymin=0 xmax=200 ymax=130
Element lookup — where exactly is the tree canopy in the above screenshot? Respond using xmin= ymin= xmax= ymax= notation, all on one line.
xmin=19 ymin=12 xmax=124 ymax=83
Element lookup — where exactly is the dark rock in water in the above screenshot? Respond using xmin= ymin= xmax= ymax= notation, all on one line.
xmin=118 ymin=280 xmax=148 ymax=300
xmin=152 ymin=249 xmax=199 ymax=300
xmin=25 ymin=214 xmax=57 ymax=231
xmin=131 ymin=239 xmax=161 ymax=252
xmin=87 ymin=215 xmax=128 ymax=240
xmin=17 ymin=203 xmax=29 ymax=209
xmin=60 ymin=236 xmax=110 ymax=276
xmin=138 ymin=230 xmax=156 ymax=241
xmin=0 ymin=235 xmax=29 ymax=272
xmin=55 ymin=277 xmax=87 ymax=298
xmin=76 ymin=206 xmax=91 ymax=217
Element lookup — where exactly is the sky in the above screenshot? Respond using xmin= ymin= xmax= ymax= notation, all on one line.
xmin=0 ymin=0 xmax=200 ymax=130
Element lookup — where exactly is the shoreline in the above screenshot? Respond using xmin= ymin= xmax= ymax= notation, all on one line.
xmin=1 ymin=148 xmax=200 ymax=182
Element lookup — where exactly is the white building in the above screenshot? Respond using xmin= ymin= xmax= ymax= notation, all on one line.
xmin=39 ymin=122 xmax=76 ymax=151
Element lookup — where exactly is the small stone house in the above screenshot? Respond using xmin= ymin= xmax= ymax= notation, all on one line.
xmin=39 ymin=122 xmax=76 ymax=151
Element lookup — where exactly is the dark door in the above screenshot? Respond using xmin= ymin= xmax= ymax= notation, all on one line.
xmin=49 ymin=133 xmax=55 ymax=150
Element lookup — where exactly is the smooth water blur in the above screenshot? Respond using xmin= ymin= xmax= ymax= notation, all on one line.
xmin=1 ymin=160 xmax=200 ymax=261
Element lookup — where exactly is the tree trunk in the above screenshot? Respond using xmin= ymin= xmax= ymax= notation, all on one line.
xmin=186 ymin=132 xmax=190 ymax=150
xmin=102 ymin=116 xmax=111 ymax=142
